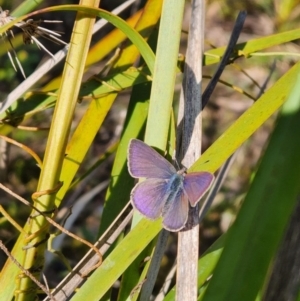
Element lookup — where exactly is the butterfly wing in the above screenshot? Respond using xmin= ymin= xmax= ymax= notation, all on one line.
xmin=131 ymin=178 xmax=168 ymax=219
xmin=183 ymin=172 xmax=214 ymax=207
xmin=162 ymin=190 xmax=189 ymax=231
xmin=128 ymin=139 xmax=176 ymax=179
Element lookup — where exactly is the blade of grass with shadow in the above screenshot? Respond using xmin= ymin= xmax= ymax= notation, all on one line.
xmin=200 ymin=67 xmax=300 ymax=301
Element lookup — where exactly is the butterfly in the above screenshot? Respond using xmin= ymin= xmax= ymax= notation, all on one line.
xmin=127 ymin=139 xmax=214 ymax=231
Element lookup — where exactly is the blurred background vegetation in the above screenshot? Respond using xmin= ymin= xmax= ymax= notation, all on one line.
xmin=1 ymin=0 xmax=300 ymax=297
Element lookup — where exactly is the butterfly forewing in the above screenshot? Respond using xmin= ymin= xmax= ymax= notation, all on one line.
xmin=183 ymin=172 xmax=214 ymax=207
xmin=131 ymin=178 xmax=169 ymax=219
xmin=128 ymin=139 xmax=176 ymax=179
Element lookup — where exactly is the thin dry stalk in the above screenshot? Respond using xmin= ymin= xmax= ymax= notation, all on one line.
xmin=0 ymin=240 xmax=57 ymax=301
xmin=43 ymin=202 xmax=133 ymax=301
xmin=0 ymin=183 xmax=102 ymax=274
xmin=176 ymin=0 xmax=205 ymax=300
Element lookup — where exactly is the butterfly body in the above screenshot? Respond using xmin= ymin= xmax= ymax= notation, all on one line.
xmin=161 ymin=171 xmax=184 ymax=210
xmin=128 ymin=139 xmax=214 ymax=231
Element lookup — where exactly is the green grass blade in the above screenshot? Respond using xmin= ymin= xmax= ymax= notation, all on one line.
xmin=117 ymin=1 xmax=185 ymax=300
xmin=70 ymin=219 xmax=162 ymax=301
xmin=12 ymin=0 xmax=44 ymax=16
xmin=98 ymin=83 xmax=151 ymax=236
xmin=204 ymin=28 xmax=300 ymax=66
xmin=14 ymin=2 xmax=101 ymax=300
xmin=201 ymin=65 xmax=300 ymax=301
xmin=144 ymin=0 xmax=185 ymax=147
xmin=190 ymin=60 xmax=300 ymax=174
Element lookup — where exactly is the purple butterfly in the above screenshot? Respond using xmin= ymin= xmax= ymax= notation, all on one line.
xmin=127 ymin=139 xmax=214 ymax=232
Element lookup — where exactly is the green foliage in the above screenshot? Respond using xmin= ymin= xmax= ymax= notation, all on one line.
xmin=1 ymin=0 xmax=300 ymax=300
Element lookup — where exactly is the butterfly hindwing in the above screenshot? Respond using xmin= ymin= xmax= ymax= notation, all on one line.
xmin=131 ymin=178 xmax=168 ymax=219
xmin=162 ymin=190 xmax=189 ymax=231
xmin=183 ymin=172 xmax=214 ymax=207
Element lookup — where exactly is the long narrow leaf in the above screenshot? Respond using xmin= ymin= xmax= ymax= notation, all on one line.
xmin=201 ymin=66 xmax=300 ymax=301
